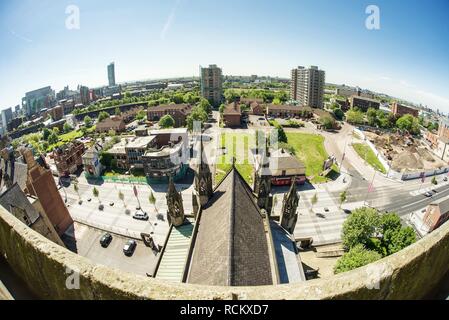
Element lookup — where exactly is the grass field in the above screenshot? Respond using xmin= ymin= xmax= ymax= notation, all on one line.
xmin=352 ymin=143 xmax=387 ymax=174
xmin=215 ymin=133 xmax=255 ymax=185
xmin=285 ymin=132 xmax=329 ymax=183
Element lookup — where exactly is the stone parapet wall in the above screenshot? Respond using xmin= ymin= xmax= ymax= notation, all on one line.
xmin=0 ymin=204 xmax=448 ymax=300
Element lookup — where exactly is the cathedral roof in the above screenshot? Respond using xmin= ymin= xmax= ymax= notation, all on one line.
xmin=187 ymin=166 xmax=275 ymax=286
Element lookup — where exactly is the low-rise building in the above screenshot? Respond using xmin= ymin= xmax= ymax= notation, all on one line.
xmin=48 ymin=105 xmax=64 ymax=121
xmin=349 ymin=95 xmax=380 ymax=112
xmin=53 ymin=141 xmax=85 ymax=176
xmin=266 ymin=105 xmax=313 ymax=119
xmin=411 ymin=195 xmax=449 ymax=237
xmin=222 ymin=102 xmax=241 ymax=127
xmin=96 ymin=116 xmax=126 ymax=133
xmin=142 ymin=128 xmax=189 ymax=181
xmin=147 ymin=104 xmax=192 ymax=127
xmin=125 ymin=135 xmax=157 ymax=169
xmin=82 ymin=143 xmax=104 ymax=177
xmin=391 ymin=102 xmax=419 ymax=117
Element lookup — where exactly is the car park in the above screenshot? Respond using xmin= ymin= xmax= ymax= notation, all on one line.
xmin=123 ymin=240 xmax=137 ymax=256
xmin=100 ymin=233 xmax=113 ymax=248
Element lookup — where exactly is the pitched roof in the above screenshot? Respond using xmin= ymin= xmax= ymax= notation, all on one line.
xmin=187 ymin=167 xmax=274 ymax=286
xmin=269 ymin=149 xmax=305 ymax=171
xmin=223 ymin=102 xmax=241 ymax=115
xmin=0 ymin=183 xmax=40 ymax=225
xmin=149 ymin=103 xmax=192 ymax=115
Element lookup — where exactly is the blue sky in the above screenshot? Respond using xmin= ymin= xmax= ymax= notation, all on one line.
xmin=1 ymin=0 xmax=448 ymax=112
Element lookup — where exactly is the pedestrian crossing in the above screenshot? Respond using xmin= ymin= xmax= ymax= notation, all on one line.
xmin=294 ymin=213 xmax=348 ymax=246
xmin=409 ymin=181 xmax=449 ymax=196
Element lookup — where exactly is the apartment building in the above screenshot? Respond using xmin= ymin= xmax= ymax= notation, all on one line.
xmin=147 ymin=104 xmax=192 ymax=127
xmin=108 ymin=62 xmax=116 ymax=87
xmin=290 ymin=66 xmax=325 ymax=108
xmin=200 ymin=64 xmax=223 ymax=106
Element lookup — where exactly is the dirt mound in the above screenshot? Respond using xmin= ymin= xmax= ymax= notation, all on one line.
xmin=391 ymin=151 xmax=424 ymax=171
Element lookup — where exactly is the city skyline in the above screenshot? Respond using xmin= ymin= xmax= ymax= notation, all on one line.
xmin=0 ymin=0 xmax=448 ymax=112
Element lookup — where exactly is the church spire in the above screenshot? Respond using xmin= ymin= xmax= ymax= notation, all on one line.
xmin=280 ymin=177 xmax=299 ymax=234
xmin=194 ymin=138 xmax=213 ymax=206
xmin=166 ymin=175 xmax=185 ymax=227
xmin=254 ymin=142 xmax=272 ymax=213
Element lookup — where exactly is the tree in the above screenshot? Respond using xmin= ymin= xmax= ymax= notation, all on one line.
xmin=379 ymin=213 xmax=402 ymax=234
xmin=98 ymin=111 xmax=110 ymax=122
xmin=342 ymin=207 xmax=381 ymax=250
xmin=48 ymin=132 xmax=59 ymax=145
xmin=345 ymin=109 xmax=364 ymax=125
xmin=149 ymin=191 xmax=157 ymax=213
xmin=52 ymin=127 xmax=60 ymax=135
xmin=84 ymin=115 xmax=93 ymax=128
xmin=432 ymin=176 xmax=437 ymax=185
xmin=333 ymin=108 xmax=344 ymax=120
xmin=159 ymin=115 xmax=175 ymax=128
xmin=115 ymin=107 xmax=121 ymax=116
xmin=339 ymin=190 xmax=347 ymax=208
xmin=73 ymin=182 xmax=80 ymax=199
xmin=383 ymin=226 xmax=416 ymax=256
xmin=396 ymin=114 xmax=420 ymax=135
xmin=187 ymin=106 xmax=208 ymax=131
xmin=366 ymin=108 xmax=378 ymax=127
xmin=273 ymin=123 xmax=287 ymax=143
xmin=118 ymin=191 xmax=125 ymax=208
xmin=63 ymin=122 xmax=73 ymax=133
xmin=93 ymin=187 xmax=100 ymax=204
xmin=334 ymin=244 xmax=382 ymax=274
xmin=135 ymin=110 xmax=146 ymax=121
xmin=320 ymin=116 xmax=336 ymax=130
xmin=311 ymin=193 xmax=318 ymax=211
xmin=197 ymin=98 xmax=212 ymax=114
xmin=42 ymin=128 xmax=52 ymax=141
xmin=219 ymin=103 xmax=226 ymax=114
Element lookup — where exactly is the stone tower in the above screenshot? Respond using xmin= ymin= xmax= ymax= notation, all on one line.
xmin=194 ymin=140 xmax=213 ymax=206
xmin=253 ymin=150 xmax=273 ymax=214
xmin=280 ymin=177 xmax=299 ymax=234
xmin=166 ymin=175 xmax=185 ymax=227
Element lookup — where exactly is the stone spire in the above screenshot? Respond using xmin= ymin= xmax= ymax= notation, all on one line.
xmin=194 ymin=139 xmax=213 ymax=206
xmin=166 ymin=175 xmax=185 ymax=227
xmin=253 ymin=149 xmax=273 ymax=213
xmin=280 ymin=177 xmax=299 ymax=234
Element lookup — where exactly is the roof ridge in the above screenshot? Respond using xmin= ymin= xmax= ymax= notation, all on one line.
xmin=227 ymin=169 xmax=236 ymax=286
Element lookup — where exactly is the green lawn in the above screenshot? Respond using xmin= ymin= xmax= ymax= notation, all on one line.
xmin=215 ymin=133 xmax=255 ymax=185
xmin=59 ymin=130 xmax=83 ymax=142
xmin=285 ymin=132 xmax=329 ymax=183
xmin=352 ymin=143 xmax=387 ymax=174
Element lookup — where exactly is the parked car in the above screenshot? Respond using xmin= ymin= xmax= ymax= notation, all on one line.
xmin=424 ymin=191 xmax=433 ymax=197
xmin=444 ymin=177 xmax=448 ymax=182
xmin=133 ymin=211 xmax=149 ymax=221
xmin=100 ymin=233 xmax=113 ymax=248
xmin=123 ymin=240 xmax=137 ymax=256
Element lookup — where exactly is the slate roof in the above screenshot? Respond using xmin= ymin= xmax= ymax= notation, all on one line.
xmin=0 ymin=156 xmax=28 ymax=193
xmin=187 ymin=166 xmax=274 ymax=286
xmin=223 ymin=102 xmax=241 ymax=115
xmin=0 ymin=183 xmax=40 ymax=225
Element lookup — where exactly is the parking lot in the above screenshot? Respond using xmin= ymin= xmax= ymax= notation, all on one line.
xmin=64 ymin=222 xmax=159 ymax=276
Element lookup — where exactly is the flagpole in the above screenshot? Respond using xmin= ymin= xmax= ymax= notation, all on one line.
xmin=364 ymin=170 xmax=376 ymax=206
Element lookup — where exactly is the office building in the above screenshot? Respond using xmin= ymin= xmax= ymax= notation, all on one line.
xmin=291 ymin=66 xmax=325 ymax=108
xmin=1 ymin=108 xmax=13 ymax=132
xmin=391 ymin=102 xmax=419 ymax=117
xmin=22 ymin=86 xmax=55 ymax=116
xmin=200 ymin=64 xmax=223 ymax=106
xmin=349 ymin=95 xmax=381 ymax=112
xmin=108 ymin=62 xmax=116 ymax=87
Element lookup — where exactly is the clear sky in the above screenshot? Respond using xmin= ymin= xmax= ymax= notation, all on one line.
xmin=1 ymin=0 xmax=448 ymax=112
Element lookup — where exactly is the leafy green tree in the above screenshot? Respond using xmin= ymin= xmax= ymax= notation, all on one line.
xmin=159 ymin=115 xmax=175 ymax=128
xmin=198 ymin=98 xmax=212 ymax=114
xmin=219 ymin=103 xmax=226 ymax=114
xmin=42 ymin=128 xmax=52 ymax=141
xmin=135 ymin=110 xmax=146 ymax=121
xmin=63 ymin=122 xmax=73 ymax=133
xmin=342 ymin=207 xmax=381 ymax=250
xmin=379 ymin=213 xmax=402 ymax=234
xmin=334 ymin=244 xmax=382 ymax=274
xmin=396 ymin=114 xmax=420 ymax=135
xmin=320 ymin=116 xmax=336 ymax=130
xmin=48 ymin=132 xmax=59 ymax=145
xmin=52 ymin=127 xmax=60 ymax=135
xmin=84 ymin=115 xmax=93 ymax=128
xmin=333 ymin=108 xmax=344 ymax=120
xmin=275 ymin=123 xmax=288 ymax=143
xmin=93 ymin=187 xmax=100 ymax=204
xmin=339 ymin=191 xmax=347 ymax=207
xmin=383 ymin=227 xmax=416 ymax=255
xmin=366 ymin=108 xmax=378 ymax=127
xmin=187 ymin=106 xmax=208 ymax=131
xmin=115 ymin=107 xmax=121 ymax=116
xmin=100 ymin=152 xmax=113 ymax=167
xmin=432 ymin=176 xmax=437 ymax=185
xmin=345 ymin=109 xmax=364 ymax=124
xmin=98 ymin=111 xmax=110 ymax=122
xmin=118 ymin=191 xmax=125 ymax=207
xmin=311 ymin=193 xmax=318 ymax=210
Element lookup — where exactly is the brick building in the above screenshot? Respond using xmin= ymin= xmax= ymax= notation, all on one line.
xmin=20 ymin=148 xmax=73 ymax=236
xmin=391 ymin=102 xmax=419 ymax=117
xmin=53 ymin=140 xmax=85 ymax=176
xmin=266 ymin=105 xmax=313 ymax=119
xmin=349 ymin=95 xmax=380 ymax=112
xmin=48 ymin=105 xmax=64 ymax=121
xmin=96 ymin=116 xmax=126 ymax=133
xmin=222 ymin=102 xmax=241 ymax=127
xmin=147 ymin=104 xmax=192 ymax=127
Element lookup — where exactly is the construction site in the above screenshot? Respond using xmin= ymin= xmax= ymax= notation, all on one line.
xmin=364 ymin=130 xmax=447 ymax=172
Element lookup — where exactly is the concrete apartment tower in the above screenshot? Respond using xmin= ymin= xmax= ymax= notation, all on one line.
xmin=108 ymin=62 xmax=116 ymax=87
xmin=200 ymin=64 xmax=223 ymax=106
xmin=291 ymin=66 xmax=325 ymax=108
